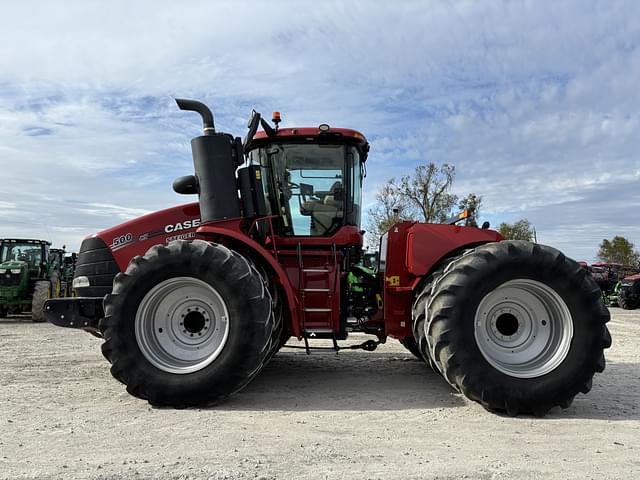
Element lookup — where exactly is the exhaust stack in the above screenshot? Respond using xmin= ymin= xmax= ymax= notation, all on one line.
xmin=175 ymin=98 xmax=241 ymax=223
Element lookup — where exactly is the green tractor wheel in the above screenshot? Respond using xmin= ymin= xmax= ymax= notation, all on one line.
xmin=31 ymin=279 xmax=54 ymax=322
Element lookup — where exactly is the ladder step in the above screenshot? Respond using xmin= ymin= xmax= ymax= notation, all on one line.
xmin=302 ymin=288 xmax=330 ymax=292
xmin=303 ymin=329 xmax=337 ymax=341
xmin=303 ymin=268 xmax=330 ymax=273
xmin=304 ymin=308 xmax=332 ymax=312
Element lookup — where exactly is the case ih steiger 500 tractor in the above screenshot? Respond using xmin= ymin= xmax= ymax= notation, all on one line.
xmin=44 ymin=99 xmax=611 ymax=416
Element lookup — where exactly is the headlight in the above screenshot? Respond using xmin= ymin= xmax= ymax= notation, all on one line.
xmin=72 ymin=276 xmax=90 ymax=289
xmin=10 ymin=269 xmax=21 ymax=274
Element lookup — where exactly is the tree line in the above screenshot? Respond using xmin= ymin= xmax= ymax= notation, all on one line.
xmin=367 ymin=162 xmax=639 ymax=267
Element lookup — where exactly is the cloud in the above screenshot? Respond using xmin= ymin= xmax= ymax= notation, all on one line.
xmin=0 ymin=0 xmax=638 ymax=263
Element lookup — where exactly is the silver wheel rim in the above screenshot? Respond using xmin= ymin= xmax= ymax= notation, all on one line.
xmin=474 ymin=279 xmax=573 ymax=378
xmin=135 ymin=277 xmax=230 ymax=374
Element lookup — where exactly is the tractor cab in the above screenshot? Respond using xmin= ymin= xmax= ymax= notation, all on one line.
xmin=246 ymin=126 xmax=368 ymax=237
xmin=0 ymin=239 xmax=50 ymax=281
xmin=50 ymin=248 xmax=65 ymax=270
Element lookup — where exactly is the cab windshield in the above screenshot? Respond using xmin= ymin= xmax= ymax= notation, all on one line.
xmin=249 ymin=143 xmax=363 ymax=236
xmin=0 ymin=243 xmax=43 ymax=268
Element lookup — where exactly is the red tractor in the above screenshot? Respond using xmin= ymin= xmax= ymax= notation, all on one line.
xmin=44 ymin=99 xmax=611 ymax=416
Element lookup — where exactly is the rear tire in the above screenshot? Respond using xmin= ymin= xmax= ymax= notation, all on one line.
xmin=414 ymin=241 xmax=611 ymax=416
xmin=100 ymin=240 xmax=274 ymax=407
xmin=50 ymin=272 xmax=61 ymax=298
xmin=31 ymin=280 xmax=51 ymax=322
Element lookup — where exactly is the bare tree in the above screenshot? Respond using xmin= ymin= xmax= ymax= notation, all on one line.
xmin=390 ymin=164 xmax=458 ymax=223
xmin=365 ymin=182 xmax=411 ymax=245
xmin=366 ymin=163 xmax=461 ymax=244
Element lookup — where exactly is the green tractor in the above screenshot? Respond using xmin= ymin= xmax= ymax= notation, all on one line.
xmin=49 ymin=247 xmax=77 ymax=297
xmin=0 ymin=239 xmax=62 ymax=321
xmin=603 ymin=281 xmax=621 ymax=307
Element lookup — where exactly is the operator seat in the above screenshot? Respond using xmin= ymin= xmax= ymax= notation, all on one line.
xmin=301 ymin=182 xmax=343 ymax=235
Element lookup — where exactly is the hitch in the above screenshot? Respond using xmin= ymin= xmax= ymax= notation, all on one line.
xmin=341 ymin=339 xmax=380 ymax=352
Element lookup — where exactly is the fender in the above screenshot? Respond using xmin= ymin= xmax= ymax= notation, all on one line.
xmin=383 ymin=221 xmax=502 ymax=338
xmin=196 ymin=222 xmax=301 ymax=338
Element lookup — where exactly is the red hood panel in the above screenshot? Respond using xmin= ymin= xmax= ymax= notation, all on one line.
xmin=92 ymin=202 xmax=201 ymax=271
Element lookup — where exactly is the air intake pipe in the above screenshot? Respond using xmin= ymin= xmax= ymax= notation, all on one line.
xmin=175 ymin=98 xmax=241 ymax=223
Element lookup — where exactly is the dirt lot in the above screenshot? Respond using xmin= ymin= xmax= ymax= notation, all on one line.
xmin=1 ymin=309 xmax=639 ymax=480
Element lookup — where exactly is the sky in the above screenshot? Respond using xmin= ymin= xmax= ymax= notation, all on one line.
xmin=0 ymin=0 xmax=639 ymax=262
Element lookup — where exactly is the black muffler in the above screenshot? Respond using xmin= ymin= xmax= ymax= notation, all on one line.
xmin=175 ymin=98 xmax=242 ymax=223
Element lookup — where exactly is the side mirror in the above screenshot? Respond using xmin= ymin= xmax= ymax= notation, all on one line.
xmin=173 ymin=175 xmax=199 ymax=195
xmin=243 ymin=110 xmax=261 ymax=153
xmin=481 ymin=221 xmax=490 ymax=230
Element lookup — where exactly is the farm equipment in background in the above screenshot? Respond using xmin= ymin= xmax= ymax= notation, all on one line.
xmin=589 ymin=262 xmax=639 ymax=296
xmin=44 ymin=99 xmax=611 ymax=416
xmin=618 ymin=274 xmax=640 ymax=310
xmin=50 ymin=247 xmax=77 ymax=297
xmin=603 ymin=281 xmax=621 ymax=307
xmin=0 ymin=239 xmax=62 ymax=321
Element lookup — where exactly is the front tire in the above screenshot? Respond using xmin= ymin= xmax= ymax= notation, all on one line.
xmin=31 ymin=280 xmax=51 ymax=322
xmin=100 ymin=240 xmax=273 ymax=407
xmin=414 ymin=241 xmax=611 ymax=416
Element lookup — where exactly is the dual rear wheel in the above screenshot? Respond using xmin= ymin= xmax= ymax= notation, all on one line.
xmin=411 ymin=241 xmax=611 ymax=416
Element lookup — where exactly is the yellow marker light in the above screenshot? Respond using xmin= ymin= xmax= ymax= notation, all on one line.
xmin=459 ymin=209 xmax=470 ymax=219
xmin=385 ymin=275 xmax=400 ymax=286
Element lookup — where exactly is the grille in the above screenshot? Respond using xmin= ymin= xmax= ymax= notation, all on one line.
xmin=0 ymin=271 xmax=21 ymax=287
xmin=73 ymin=237 xmax=120 ymax=297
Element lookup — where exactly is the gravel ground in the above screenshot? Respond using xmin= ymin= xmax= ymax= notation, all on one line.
xmin=1 ymin=309 xmax=639 ymax=480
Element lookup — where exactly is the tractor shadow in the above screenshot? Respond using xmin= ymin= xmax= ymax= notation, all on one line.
xmin=225 ymin=350 xmax=466 ymax=411
xmin=226 ymin=354 xmax=640 ymax=419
